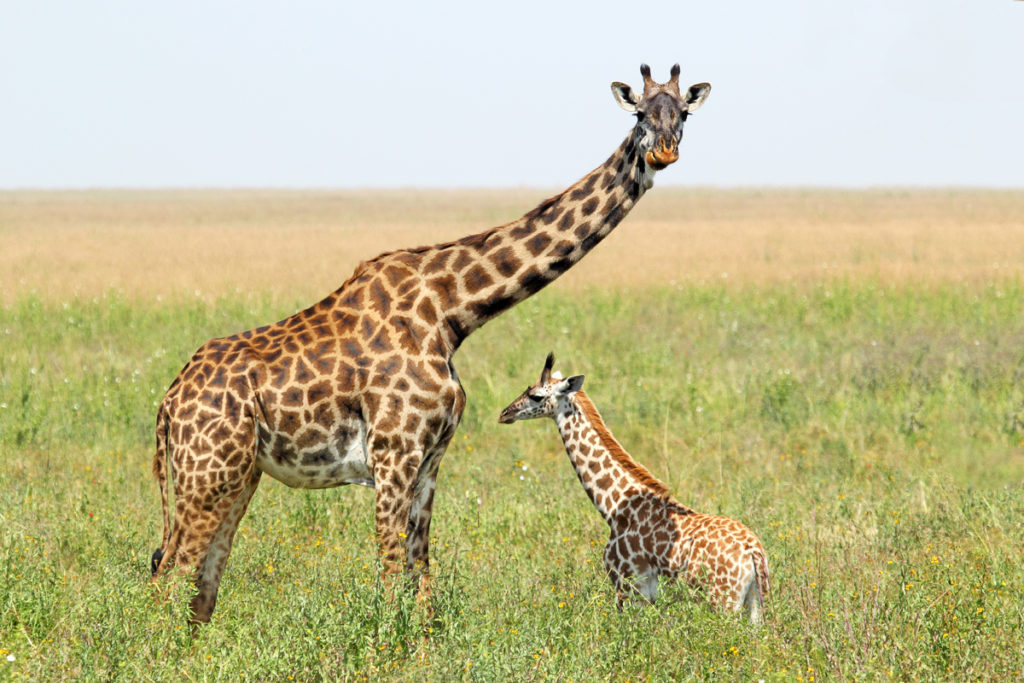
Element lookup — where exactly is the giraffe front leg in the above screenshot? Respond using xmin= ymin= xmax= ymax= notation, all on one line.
xmin=406 ymin=458 xmax=441 ymax=603
xmin=603 ymin=537 xmax=656 ymax=609
xmin=603 ymin=540 xmax=630 ymax=611
xmin=372 ymin=449 xmax=423 ymax=577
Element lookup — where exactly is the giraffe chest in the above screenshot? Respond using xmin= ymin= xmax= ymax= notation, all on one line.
xmin=606 ymin=503 xmax=689 ymax=575
xmin=254 ymin=415 xmax=375 ymax=490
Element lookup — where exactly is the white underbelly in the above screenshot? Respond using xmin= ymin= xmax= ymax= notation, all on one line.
xmin=256 ymin=420 xmax=375 ymax=490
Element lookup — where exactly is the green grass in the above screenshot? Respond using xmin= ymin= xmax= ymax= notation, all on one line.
xmin=2 ymin=281 xmax=1023 ymax=680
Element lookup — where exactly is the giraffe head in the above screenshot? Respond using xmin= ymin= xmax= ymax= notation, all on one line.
xmin=498 ymin=353 xmax=584 ymax=424
xmin=610 ymin=64 xmax=711 ymax=170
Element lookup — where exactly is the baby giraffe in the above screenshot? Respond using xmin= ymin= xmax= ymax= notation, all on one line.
xmin=499 ymin=354 xmax=770 ymax=623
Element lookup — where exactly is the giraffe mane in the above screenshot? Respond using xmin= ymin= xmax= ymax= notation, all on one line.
xmin=342 ymin=223 xmax=502 ymax=277
xmin=572 ymin=390 xmax=691 ymax=511
xmin=342 ymin=183 xmax=574 ymax=285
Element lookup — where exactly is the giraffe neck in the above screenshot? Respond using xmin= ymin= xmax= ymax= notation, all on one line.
xmin=554 ymin=390 xmax=677 ymax=524
xmin=436 ymin=126 xmax=656 ymax=347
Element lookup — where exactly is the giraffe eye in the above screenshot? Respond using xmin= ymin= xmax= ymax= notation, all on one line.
xmin=527 ymin=391 xmax=544 ymax=402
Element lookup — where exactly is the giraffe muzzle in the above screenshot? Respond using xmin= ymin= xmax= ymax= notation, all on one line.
xmin=646 ymin=138 xmax=679 ymax=170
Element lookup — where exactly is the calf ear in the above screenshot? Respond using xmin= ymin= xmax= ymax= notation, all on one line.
xmin=563 ymin=374 xmax=585 ymax=394
xmin=611 ymin=82 xmax=641 ymax=112
xmin=684 ymin=82 xmax=711 ymax=112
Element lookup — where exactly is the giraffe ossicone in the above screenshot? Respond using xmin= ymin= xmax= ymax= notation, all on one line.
xmin=499 ymin=353 xmax=769 ymax=623
xmin=150 ymin=64 xmax=711 ymax=624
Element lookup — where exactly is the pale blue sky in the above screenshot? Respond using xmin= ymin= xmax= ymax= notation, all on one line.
xmin=1 ymin=1 xmax=1021 ymax=188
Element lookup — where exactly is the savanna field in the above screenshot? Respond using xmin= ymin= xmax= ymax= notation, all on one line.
xmin=1 ymin=189 xmax=1023 ymax=681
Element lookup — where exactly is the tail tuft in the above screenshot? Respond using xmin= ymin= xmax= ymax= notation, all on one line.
xmin=151 ymin=548 xmax=165 ymax=576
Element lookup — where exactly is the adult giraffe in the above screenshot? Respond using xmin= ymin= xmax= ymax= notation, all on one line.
xmin=150 ymin=64 xmax=711 ymax=623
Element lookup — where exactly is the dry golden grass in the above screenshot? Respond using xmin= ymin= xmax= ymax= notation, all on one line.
xmin=2 ymin=188 xmax=1021 ymax=303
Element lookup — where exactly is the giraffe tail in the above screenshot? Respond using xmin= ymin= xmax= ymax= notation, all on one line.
xmin=748 ymin=546 xmax=771 ymax=622
xmin=151 ymin=403 xmax=173 ymax=576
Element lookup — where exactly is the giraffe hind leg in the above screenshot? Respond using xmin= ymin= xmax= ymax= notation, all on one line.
xmin=189 ymin=470 xmax=262 ymax=623
xmin=744 ymin=587 xmax=763 ymax=624
xmin=636 ymin=571 xmax=659 ymax=603
xmin=156 ymin=455 xmax=260 ymax=624
xmin=741 ymin=556 xmax=765 ymax=624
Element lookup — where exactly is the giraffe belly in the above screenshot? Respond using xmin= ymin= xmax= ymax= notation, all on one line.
xmin=255 ymin=419 xmax=374 ymax=490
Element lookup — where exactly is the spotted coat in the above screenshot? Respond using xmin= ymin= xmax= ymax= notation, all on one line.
xmin=499 ymin=354 xmax=768 ymax=623
xmin=151 ymin=64 xmax=711 ymax=624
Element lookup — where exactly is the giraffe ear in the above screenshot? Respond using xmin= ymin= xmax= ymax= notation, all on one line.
xmin=610 ymin=82 xmax=641 ymax=112
xmin=684 ymin=82 xmax=711 ymax=113
xmin=562 ymin=374 xmax=585 ymax=394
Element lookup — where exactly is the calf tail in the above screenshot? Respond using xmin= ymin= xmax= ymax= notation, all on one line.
xmin=752 ymin=546 xmax=770 ymax=608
